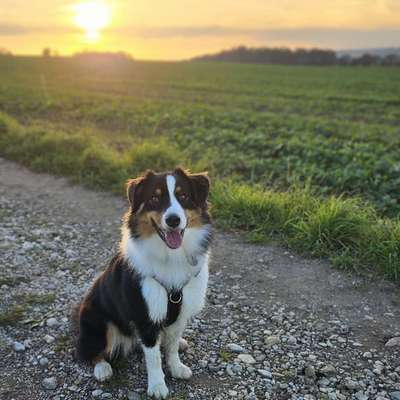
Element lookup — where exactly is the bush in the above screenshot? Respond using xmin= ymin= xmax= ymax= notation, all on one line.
xmin=79 ymin=146 xmax=127 ymax=192
xmin=126 ymin=139 xmax=186 ymax=176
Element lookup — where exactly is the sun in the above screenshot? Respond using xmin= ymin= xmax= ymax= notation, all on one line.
xmin=74 ymin=1 xmax=111 ymax=41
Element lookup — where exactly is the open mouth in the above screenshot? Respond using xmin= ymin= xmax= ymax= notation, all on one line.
xmin=151 ymin=218 xmax=184 ymax=249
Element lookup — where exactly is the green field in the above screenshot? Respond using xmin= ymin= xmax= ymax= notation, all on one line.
xmin=0 ymin=56 xmax=399 ymax=279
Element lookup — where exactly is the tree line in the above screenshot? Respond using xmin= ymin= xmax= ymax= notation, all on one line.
xmin=192 ymin=46 xmax=400 ymax=66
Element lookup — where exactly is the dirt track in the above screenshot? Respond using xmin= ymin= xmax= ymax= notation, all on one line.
xmin=0 ymin=157 xmax=399 ymax=400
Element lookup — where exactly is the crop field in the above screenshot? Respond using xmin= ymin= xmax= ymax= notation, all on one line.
xmin=0 ymin=56 xmax=399 ymax=279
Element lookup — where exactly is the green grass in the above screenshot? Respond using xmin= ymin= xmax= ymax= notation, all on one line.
xmin=0 ymin=305 xmax=27 ymax=326
xmin=0 ymin=275 xmax=30 ymax=287
xmin=18 ymin=293 xmax=56 ymax=305
xmin=0 ymin=56 xmax=399 ymax=280
xmin=219 ymin=349 xmax=233 ymax=362
xmin=0 ymin=292 xmax=57 ymax=327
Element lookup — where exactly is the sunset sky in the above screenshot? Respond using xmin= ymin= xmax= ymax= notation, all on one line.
xmin=1 ymin=0 xmax=399 ymax=60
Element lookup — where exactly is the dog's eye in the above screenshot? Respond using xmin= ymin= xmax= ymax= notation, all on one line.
xmin=149 ymin=196 xmax=160 ymax=206
xmin=177 ymin=192 xmax=188 ymax=202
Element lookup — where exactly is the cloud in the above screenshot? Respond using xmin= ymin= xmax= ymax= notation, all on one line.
xmin=114 ymin=25 xmax=400 ymax=49
xmin=122 ymin=25 xmax=234 ymax=39
xmin=386 ymin=0 xmax=400 ymax=12
xmin=250 ymin=27 xmax=400 ymax=49
xmin=0 ymin=22 xmax=78 ymax=36
xmin=0 ymin=23 xmax=29 ymax=35
xmin=2 ymin=20 xmax=399 ymax=50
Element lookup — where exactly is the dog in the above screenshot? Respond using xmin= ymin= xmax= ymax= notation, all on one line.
xmin=74 ymin=167 xmax=212 ymax=399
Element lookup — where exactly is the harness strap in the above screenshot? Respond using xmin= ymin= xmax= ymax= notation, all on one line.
xmin=151 ymin=265 xmax=203 ymax=327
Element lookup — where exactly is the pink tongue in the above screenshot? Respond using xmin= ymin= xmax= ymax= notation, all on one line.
xmin=165 ymin=231 xmax=182 ymax=249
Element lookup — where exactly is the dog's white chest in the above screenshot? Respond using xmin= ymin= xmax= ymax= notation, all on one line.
xmin=180 ymin=263 xmax=209 ymax=319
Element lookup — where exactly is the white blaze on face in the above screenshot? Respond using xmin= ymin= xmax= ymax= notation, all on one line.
xmin=162 ymin=175 xmax=187 ymax=231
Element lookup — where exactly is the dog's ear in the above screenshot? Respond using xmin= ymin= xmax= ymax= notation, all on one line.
xmin=126 ymin=178 xmax=141 ymax=207
xmin=174 ymin=167 xmax=210 ymax=207
xmin=174 ymin=167 xmax=190 ymax=178
xmin=126 ymin=170 xmax=155 ymax=212
xmin=190 ymin=172 xmax=210 ymax=207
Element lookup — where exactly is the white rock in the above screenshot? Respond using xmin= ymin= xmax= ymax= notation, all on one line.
xmin=286 ymin=336 xmax=297 ymax=345
xmin=230 ymin=331 xmax=238 ymax=340
xmin=22 ymin=241 xmax=35 ymax=251
xmin=92 ymin=389 xmax=103 ymax=398
xmin=258 ymin=369 xmax=272 ymax=378
xmin=320 ymin=364 xmax=336 ymax=377
xmin=44 ymin=334 xmax=55 ymax=344
xmin=199 ymin=359 xmax=208 ymax=368
xmin=390 ymin=392 xmax=400 ymax=400
xmin=344 ymin=379 xmax=361 ymax=391
xmin=354 ymin=392 xmax=368 ymax=400
xmin=227 ymin=343 xmax=245 ymax=353
xmin=385 ymin=337 xmax=400 ymax=347
xmin=237 ymin=354 xmax=256 ymax=364
xmin=65 ymin=249 xmax=75 ymax=257
xmin=305 ymin=365 xmax=316 ymax=379
xmin=42 ymin=377 xmax=57 ymax=390
xmin=13 ymin=341 xmax=25 ymax=352
xmin=39 ymin=357 xmax=49 ymax=367
xmin=46 ymin=318 xmax=59 ymax=328
xmin=264 ymin=336 xmax=281 ymax=347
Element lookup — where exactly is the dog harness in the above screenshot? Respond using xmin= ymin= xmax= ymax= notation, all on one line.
xmin=152 ymin=265 xmax=203 ymax=327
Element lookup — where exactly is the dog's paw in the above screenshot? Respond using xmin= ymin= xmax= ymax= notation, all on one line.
xmin=178 ymin=338 xmax=189 ymax=352
xmin=94 ymin=361 xmax=113 ymax=382
xmin=147 ymin=381 xmax=169 ymax=399
xmin=170 ymin=362 xmax=192 ymax=380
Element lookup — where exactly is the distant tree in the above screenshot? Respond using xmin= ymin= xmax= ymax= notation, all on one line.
xmin=338 ymin=54 xmax=351 ymax=66
xmin=0 ymin=48 xmax=12 ymax=56
xmin=192 ymin=46 xmax=339 ymax=66
xmin=351 ymin=53 xmax=381 ymax=66
xmin=192 ymin=46 xmax=400 ymax=67
xmin=42 ymin=48 xmax=52 ymax=57
xmin=381 ymin=54 xmax=400 ymax=66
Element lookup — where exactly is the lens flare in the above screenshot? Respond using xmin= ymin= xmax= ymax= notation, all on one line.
xmin=74 ymin=1 xmax=111 ymax=41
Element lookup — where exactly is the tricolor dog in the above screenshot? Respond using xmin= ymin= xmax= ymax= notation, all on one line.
xmin=74 ymin=168 xmax=212 ymax=399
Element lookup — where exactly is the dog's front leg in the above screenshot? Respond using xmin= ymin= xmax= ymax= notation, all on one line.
xmin=164 ymin=321 xmax=192 ymax=380
xmin=141 ymin=277 xmax=169 ymax=398
xmin=142 ymin=340 xmax=169 ymax=399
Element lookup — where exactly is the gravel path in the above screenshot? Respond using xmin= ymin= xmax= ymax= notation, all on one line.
xmin=0 ymin=157 xmax=399 ymax=400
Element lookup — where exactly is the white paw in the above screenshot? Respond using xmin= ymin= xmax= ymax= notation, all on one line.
xmin=178 ymin=338 xmax=189 ymax=352
xmin=170 ymin=362 xmax=192 ymax=380
xmin=147 ymin=381 xmax=169 ymax=399
xmin=94 ymin=361 xmax=113 ymax=382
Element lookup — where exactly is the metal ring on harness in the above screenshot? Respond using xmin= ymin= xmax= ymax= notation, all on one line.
xmin=169 ymin=292 xmax=182 ymax=304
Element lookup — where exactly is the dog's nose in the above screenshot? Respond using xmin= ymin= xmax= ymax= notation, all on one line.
xmin=166 ymin=214 xmax=180 ymax=228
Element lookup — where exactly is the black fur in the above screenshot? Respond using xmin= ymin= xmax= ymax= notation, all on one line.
xmin=76 ymin=254 xmax=182 ymax=362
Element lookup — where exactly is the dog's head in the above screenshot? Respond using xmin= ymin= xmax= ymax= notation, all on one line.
xmin=125 ymin=168 xmax=211 ymax=250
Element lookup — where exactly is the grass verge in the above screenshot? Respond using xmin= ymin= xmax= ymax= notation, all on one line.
xmin=0 ymin=112 xmax=399 ymax=280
